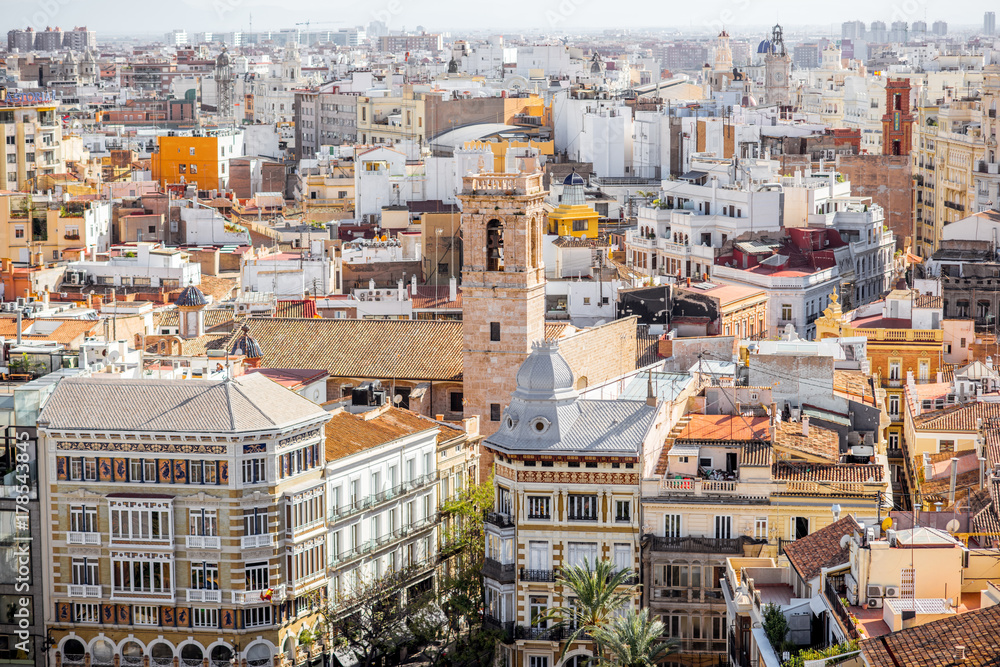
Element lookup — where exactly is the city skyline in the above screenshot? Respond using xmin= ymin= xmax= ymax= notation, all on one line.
xmin=3 ymin=0 xmax=999 ymax=35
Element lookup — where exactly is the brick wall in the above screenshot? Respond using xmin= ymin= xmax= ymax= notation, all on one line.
xmin=836 ymin=154 xmax=913 ymax=249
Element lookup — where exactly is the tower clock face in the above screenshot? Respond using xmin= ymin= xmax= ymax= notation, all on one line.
xmin=772 ymin=70 xmax=784 ymax=84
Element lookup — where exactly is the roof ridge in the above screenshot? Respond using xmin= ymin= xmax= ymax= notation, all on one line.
xmin=229 ymin=374 xmax=277 ymax=428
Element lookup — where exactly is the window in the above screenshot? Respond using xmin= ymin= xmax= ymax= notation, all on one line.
xmin=889 ymin=395 xmax=900 ymax=416
xmin=13 ymin=226 xmax=24 ymax=239
xmin=714 ymin=515 xmax=732 ymax=540
xmin=245 ymin=561 xmax=270 ymax=591
xmin=244 ymin=508 xmax=268 ymax=535
xmin=529 ymin=657 xmax=549 ymax=667
xmin=888 ymin=432 xmax=900 ymax=449
xmin=244 ymin=606 xmax=272 ymax=627
xmin=111 ymin=558 xmax=173 ymax=595
xmin=614 ymin=543 xmax=631 ymax=572
xmin=615 ymin=500 xmax=631 ymax=523
xmin=754 ymin=517 xmax=768 ymax=540
xmin=190 ymin=562 xmax=220 ymax=590
xmin=781 ymin=304 xmax=792 ymax=321
xmin=529 ymin=596 xmax=548 ymax=629
xmin=70 ymin=506 xmax=97 ymax=533
xmin=132 ymin=605 xmax=159 ymax=625
xmin=490 ymin=404 xmax=501 ymax=422
xmin=110 ymin=501 xmax=172 ymax=542
xmin=940 ymin=440 xmax=955 ymax=453
xmin=189 ymin=147 xmax=196 ymax=155
xmin=527 ymin=496 xmax=551 ymax=520
xmin=889 ymin=360 xmax=902 ymax=381
xmin=82 ymin=459 xmax=94 ymax=482
xmin=193 ymin=608 xmax=218 ymax=628
xmin=572 ymin=220 xmax=588 ymax=232
xmin=70 ymin=458 xmax=82 ymax=481
xmin=664 ymin=514 xmax=682 ymax=538
xmin=190 ymin=460 xmax=218 ymax=485
xmin=74 ymin=603 xmax=100 ymax=623
xmin=189 ymin=509 xmax=218 ymax=537
xmin=567 ymin=494 xmax=598 ymax=521
xmin=71 ymin=557 xmax=99 ymax=585
xmin=242 ymin=457 xmax=266 ymax=484
xmin=490 ymin=322 xmax=501 ymax=341
xmin=450 ymin=392 xmax=464 ymax=412
xmin=178 ymin=164 xmax=186 ymax=174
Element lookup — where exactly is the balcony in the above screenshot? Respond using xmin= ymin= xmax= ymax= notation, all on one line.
xmin=330 ymin=472 xmax=438 ymax=523
xmin=287 ymin=571 xmax=327 ymax=596
xmin=515 ymin=625 xmax=564 ymax=641
xmin=186 ymin=588 xmax=222 ymax=603
xmin=520 ymin=568 xmax=557 ymax=582
xmin=482 ymin=558 xmax=516 ymax=583
xmin=67 ymin=531 xmax=101 ymax=546
xmin=241 ymin=533 xmax=275 ymax=549
xmin=886 ymin=448 xmax=905 ymax=460
xmin=649 ymin=535 xmax=746 ymax=554
xmin=185 ymin=535 xmax=221 ymax=549
xmin=233 ymin=584 xmax=285 ymax=605
xmin=676 ymin=639 xmax=727 ymax=653
xmin=484 ymin=511 xmax=515 ymax=529
xmin=67 ymin=584 xmax=101 ymax=598
xmin=483 ymin=615 xmax=515 ymax=643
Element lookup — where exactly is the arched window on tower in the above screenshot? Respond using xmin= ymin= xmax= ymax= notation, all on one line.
xmin=487 ymin=219 xmax=504 ymax=271
xmin=530 ymin=216 xmax=540 ymax=268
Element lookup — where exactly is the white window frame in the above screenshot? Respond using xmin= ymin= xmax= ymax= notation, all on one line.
xmin=664 ymin=513 xmax=682 ymax=539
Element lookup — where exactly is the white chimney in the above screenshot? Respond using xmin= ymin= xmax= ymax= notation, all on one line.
xmin=397 ymin=278 xmax=404 ymax=301
xmin=410 ymin=273 xmax=417 ymax=295
xmin=369 ymin=278 xmax=375 ymax=291
xmin=802 ymin=415 xmax=810 ymax=437
xmin=949 ymin=457 xmax=959 ymax=506
xmin=449 ymin=276 xmax=457 ymax=303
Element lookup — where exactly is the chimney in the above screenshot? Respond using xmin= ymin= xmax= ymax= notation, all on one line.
xmin=449 ymin=275 xmax=457 ymax=303
xmin=949 ymin=457 xmax=959 ymax=506
xmin=769 ymin=402 xmax=777 ymax=426
xmin=735 ymin=401 xmax=741 ymax=416
xmin=411 ymin=273 xmax=417 ymax=295
xmin=954 ymin=646 xmax=966 ymax=662
xmin=802 ymin=415 xmax=810 ymax=437
xmin=368 ymin=278 xmax=375 ymax=291
xmin=923 ymin=453 xmax=933 ymax=484
xmin=397 ymin=278 xmax=404 ymax=301
xmin=15 ymin=309 xmax=21 ymax=346
xmin=981 ymin=457 xmax=988 ymax=488
xmin=937 ymin=370 xmax=943 ymax=383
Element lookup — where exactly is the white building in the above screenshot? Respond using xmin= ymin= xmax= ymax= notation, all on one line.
xmin=65 ymin=243 xmax=201 ymax=289
xmin=241 ymin=243 xmax=335 ymax=298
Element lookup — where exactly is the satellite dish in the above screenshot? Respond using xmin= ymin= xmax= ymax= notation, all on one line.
xmin=107 ymin=350 xmax=120 ymax=363
xmin=881 ymin=517 xmax=893 ymax=532
xmin=839 ymin=534 xmax=852 ymax=550
xmin=393 ymin=394 xmax=403 ymax=404
xmin=946 ymin=519 xmax=961 ymax=534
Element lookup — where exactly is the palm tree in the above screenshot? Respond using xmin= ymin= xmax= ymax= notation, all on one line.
xmin=537 ymin=559 xmax=638 ymax=664
xmin=592 ymin=608 xmax=677 ymax=667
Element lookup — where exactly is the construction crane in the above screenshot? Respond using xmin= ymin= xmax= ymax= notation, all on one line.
xmin=294 ymin=21 xmax=346 ymax=45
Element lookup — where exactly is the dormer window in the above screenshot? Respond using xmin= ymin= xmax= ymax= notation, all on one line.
xmin=530 ymin=418 xmax=550 ymax=433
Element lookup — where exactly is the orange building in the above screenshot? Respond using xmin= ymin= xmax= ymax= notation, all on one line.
xmin=150 ymin=129 xmax=244 ymax=191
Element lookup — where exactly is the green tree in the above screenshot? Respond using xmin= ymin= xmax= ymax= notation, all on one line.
xmin=591 ymin=608 xmax=677 ymax=667
xmin=540 ymin=559 xmax=638 ymax=663
xmin=762 ymin=603 xmax=789 ymax=654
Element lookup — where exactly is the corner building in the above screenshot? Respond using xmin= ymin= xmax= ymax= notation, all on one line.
xmin=38 ymin=374 xmax=332 ymax=666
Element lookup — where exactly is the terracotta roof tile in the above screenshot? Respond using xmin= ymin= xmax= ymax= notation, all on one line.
xmin=676 ymin=414 xmax=770 ymax=443
xmin=773 ymin=421 xmax=841 ymax=463
xmin=741 ymin=440 xmax=772 ymax=467
xmin=861 ymin=604 xmax=1000 ymax=666
xmin=225 ymin=317 xmax=464 ymax=381
xmin=772 ymin=461 xmax=885 ymax=484
xmin=324 ymin=406 xmax=460 ymax=461
xmin=783 ymin=515 xmax=862 ymax=582
xmin=913 ymin=402 xmax=1000 ymax=431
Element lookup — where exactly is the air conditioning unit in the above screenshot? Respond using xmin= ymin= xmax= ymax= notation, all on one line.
xmin=885 ymin=586 xmax=900 ymax=598
xmin=867 ymin=598 xmax=883 ymax=609
xmin=867 ymin=585 xmax=884 ymax=598
xmin=15 ymin=298 xmax=25 ymax=308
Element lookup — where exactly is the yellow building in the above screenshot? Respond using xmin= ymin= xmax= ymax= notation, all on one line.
xmin=914 ymin=101 xmax=985 ymax=257
xmin=301 ymin=159 xmax=355 ymax=222
xmin=0 ymin=93 xmax=65 ymax=191
xmin=464 ymin=139 xmax=555 ymax=173
xmin=356 ymin=92 xmax=427 ymax=146
xmin=816 ymin=288 xmax=945 ymax=458
xmin=150 ymin=129 xmax=244 ymax=191
xmin=0 ymin=192 xmax=110 ymax=263
xmin=547 ymin=172 xmax=600 ymax=238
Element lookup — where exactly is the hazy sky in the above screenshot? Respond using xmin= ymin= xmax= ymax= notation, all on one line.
xmin=3 ymin=0 xmax=998 ymax=35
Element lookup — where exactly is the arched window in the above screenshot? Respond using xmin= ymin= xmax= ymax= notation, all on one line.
xmin=149 ymin=642 xmax=174 ymax=667
xmin=121 ymin=642 xmax=144 ymax=666
xmin=531 ymin=216 xmax=540 ymax=267
xmin=180 ymin=644 xmax=204 ymax=667
xmin=62 ymin=639 xmax=86 ymax=665
xmin=486 ymin=219 xmax=504 ymax=271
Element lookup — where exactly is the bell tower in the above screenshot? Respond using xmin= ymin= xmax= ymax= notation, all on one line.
xmin=764 ymin=24 xmax=792 ymax=106
xmin=881 ymin=78 xmax=914 ymax=156
xmin=459 ymin=161 xmax=548 ymax=440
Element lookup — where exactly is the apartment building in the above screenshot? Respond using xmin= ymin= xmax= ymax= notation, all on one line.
xmin=150 ymin=129 xmax=245 ymax=191
xmin=0 ymin=193 xmax=112 ymax=264
xmin=38 ymin=373 xmax=332 ymax=665
xmin=642 ymin=405 xmax=888 ymax=666
xmin=0 ymin=92 xmax=65 ymax=192
xmin=481 ymin=343 xmax=671 ymax=667
xmin=356 ymin=92 xmax=427 ymax=147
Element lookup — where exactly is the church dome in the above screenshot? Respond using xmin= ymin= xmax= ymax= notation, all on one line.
xmin=757 ymin=39 xmax=774 ymax=54
xmin=563 ymin=171 xmax=586 ymax=187
xmin=175 ymin=285 xmax=208 ymax=308
xmin=513 ymin=342 xmax=576 ymax=400
xmin=231 ymin=325 xmax=263 ymax=358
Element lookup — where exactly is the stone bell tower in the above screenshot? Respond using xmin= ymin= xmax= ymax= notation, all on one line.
xmin=459 ymin=159 xmax=548 ymax=444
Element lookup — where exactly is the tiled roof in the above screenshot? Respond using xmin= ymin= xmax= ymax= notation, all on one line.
xmin=914 ymin=294 xmax=943 ymax=309
xmin=783 ymin=515 xmax=862 ymax=582
xmin=197 ymin=276 xmax=238 ymax=302
xmin=410 ymin=286 xmax=462 ymax=310
xmin=175 ymin=285 xmax=208 ymax=307
xmin=38 ymin=373 xmax=329 ymax=433
xmin=224 ymin=317 xmax=465 ymax=381
xmin=741 ymin=440 xmax=772 ymax=467
xmin=772 ymin=462 xmax=884 ymax=484
xmin=772 ymin=421 xmax=840 ymax=463
xmin=545 ymin=322 xmax=572 ymax=340
xmin=153 ymin=308 xmax=235 ymax=330
xmin=325 ymin=406 xmax=459 ymax=461
xmin=245 ymin=368 xmax=327 ymax=389
xmin=971 ymin=482 xmax=1000 ymax=548
xmin=913 ymin=402 xmax=1000 ymax=431
xmin=276 ymin=300 xmax=319 ymax=318
xmin=676 ymin=414 xmax=770 ymax=443
xmin=861 ymin=603 xmax=1000 ymax=667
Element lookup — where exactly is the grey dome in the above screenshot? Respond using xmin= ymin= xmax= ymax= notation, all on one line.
xmin=175 ymin=285 xmax=208 ymax=307
xmin=513 ymin=342 xmax=576 ymax=401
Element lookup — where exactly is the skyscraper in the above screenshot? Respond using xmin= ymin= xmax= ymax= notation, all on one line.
xmin=986 ymin=11 xmax=996 ymax=36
